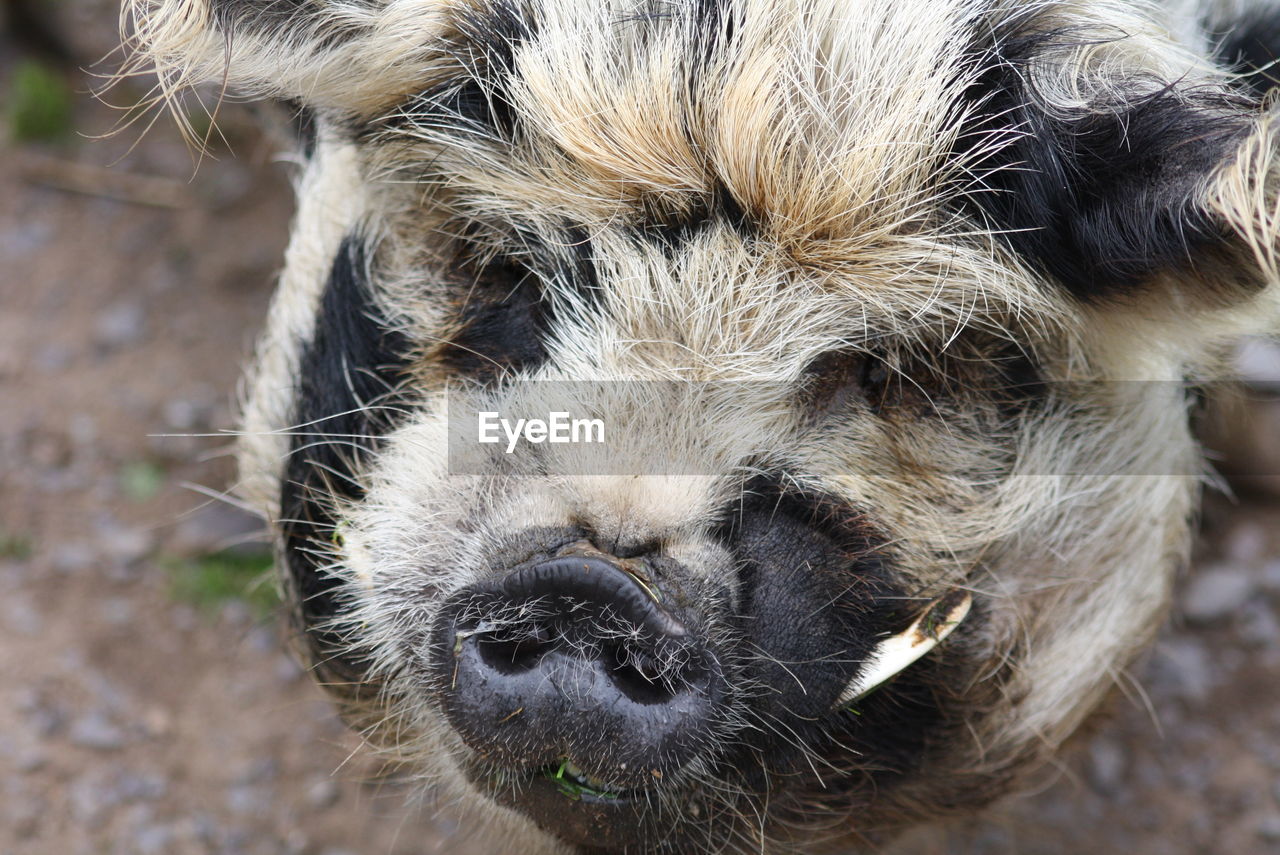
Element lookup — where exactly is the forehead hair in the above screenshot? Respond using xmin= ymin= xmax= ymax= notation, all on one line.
xmin=371 ymin=0 xmax=1080 ymax=346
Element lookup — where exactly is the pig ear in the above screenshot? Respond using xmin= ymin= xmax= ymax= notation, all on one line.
xmin=122 ymin=0 xmax=446 ymax=116
xmin=955 ymin=36 xmax=1280 ymax=312
xmin=1203 ymin=113 xmax=1280 ymax=298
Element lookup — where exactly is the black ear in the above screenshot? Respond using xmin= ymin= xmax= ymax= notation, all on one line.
xmin=955 ymin=36 xmax=1263 ymax=302
xmin=1212 ymin=7 xmax=1280 ymax=98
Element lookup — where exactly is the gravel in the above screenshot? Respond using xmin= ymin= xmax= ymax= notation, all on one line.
xmin=3 ymin=593 xmax=44 ymax=636
xmin=305 ymin=778 xmax=341 ymax=810
xmin=1262 ymin=560 xmax=1280 ymax=596
xmin=68 ymin=710 xmax=128 ymax=751
xmin=1225 ymin=522 xmax=1270 ymax=565
xmin=1179 ymin=564 xmax=1256 ymax=625
xmin=51 ymin=541 xmax=96 ymax=574
xmin=95 ymin=517 xmax=157 ymax=569
xmin=93 ymin=301 xmax=148 ymax=351
xmin=1240 ymin=601 xmax=1280 ymax=648
xmin=1086 ymin=738 xmax=1129 ymax=797
xmin=18 ymin=689 xmax=67 ymax=738
xmin=1258 ymin=814 xmax=1280 ymax=842
xmin=226 ymin=785 xmax=274 ymax=819
xmin=1145 ymin=637 xmax=1215 ymax=704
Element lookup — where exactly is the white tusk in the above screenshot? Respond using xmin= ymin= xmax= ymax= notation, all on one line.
xmin=834 ymin=589 xmax=973 ymax=709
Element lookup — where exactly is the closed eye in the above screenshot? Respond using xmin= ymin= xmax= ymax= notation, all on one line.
xmin=437 ymin=255 xmax=551 ymax=380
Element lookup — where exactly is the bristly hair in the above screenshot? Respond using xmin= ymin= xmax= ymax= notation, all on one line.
xmin=279 ymin=236 xmax=413 ymax=687
xmin=953 ymin=25 xmax=1256 ymax=301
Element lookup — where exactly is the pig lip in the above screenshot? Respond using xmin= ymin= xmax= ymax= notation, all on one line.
xmin=467 ymin=761 xmax=660 ymax=849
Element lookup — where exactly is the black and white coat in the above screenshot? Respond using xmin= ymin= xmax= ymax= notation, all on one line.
xmin=126 ymin=0 xmax=1280 ymax=851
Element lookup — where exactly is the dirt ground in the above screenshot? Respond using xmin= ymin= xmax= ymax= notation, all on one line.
xmin=2 ymin=8 xmax=1280 ymax=854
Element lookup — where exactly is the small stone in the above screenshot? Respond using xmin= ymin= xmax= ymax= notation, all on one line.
xmin=171 ymin=605 xmax=198 ymax=632
xmin=134 ymin=825 xmax=176 ymax=855
xmin=226 ymin=784 xmax=272 ymax=818
xmin=1 ymin=221 xmax=54 ymax=256
xmin=273 ymin=654 xmax=303 ymax=683
xmin=7 ymin=792 xmax=45 ymax=839
xmin=101 ymin=597 xmax=135 ymax=626
xmin=68 ymin=413 xmax=97 ymax=451
xmin=1085 ymin=738 xmax=1127 ymax=796
xmin=94 ymin=301 xmax=148 ymax=350
xmin=1262 ymin=560 xmax=1280 ymax=596
xmin=282 ymin=830 xmax=309 ymax=855
xmin=13 ymin=747 xmax=47 ymax=774
xmin=236 ymin=755 xmax=279 ymax=785
xmin=1225 ymin=522 xmax=1269 ymax=566
xmin=1180 ymin=565 xmax=1255 ymax=625
xmin=117 ymin=771 xmax=168 ymax=802
xmin=141 ymin=706 xmax=173 ymax=740
xmin=305 ymin=777 xmax=341 ymax=810
xmin=223 ymin=826 xmax=253 ymax=854
xmin=183 ymin=812 xmax=220 ymax=846
xmin=1145 ymin=638 xmax=1214 ymax=703
xmin=96 ymin=519 xmax=155 ymax=568
xmin=34 ymin=343 xmax=74 ymax=373
xmin=246 ymin=625 xmax=277 ymax=653
xmin=70 ymin=775 xmax=120 ymax=829
xmin=162 ymin=398 xmax=215 ymax=432
xmin=17 ymin=690 xmax=66 ymax=738
xmin=1258 ymin=814 xmax=1280 ymax=842
xmin=3 ymin=595 xmax=43 ymax=635
xmin=221 ymin=599 xmax=252 ymax=627
xmin=69 ymin=711 xmax=127 ymax=751
xmin=1240 ymin=601 xmax=1280 ymax=648
xmin=51 ymin=542 xmax=94 ymax=574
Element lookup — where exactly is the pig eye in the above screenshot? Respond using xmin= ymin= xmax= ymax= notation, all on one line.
xmin=437 ymin=255 xmax=551 ymax=380
xmin=804 ymin=341 xmax=1041 ymax=421
xmin=803 ymin=349 xmax=892 ymax=418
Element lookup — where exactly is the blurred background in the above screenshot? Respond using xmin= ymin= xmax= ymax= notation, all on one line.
xmin=2 ymin=3 xmax=1279 ymax=853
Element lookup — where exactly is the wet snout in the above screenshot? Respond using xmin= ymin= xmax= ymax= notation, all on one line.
xmin=430 ymin=548 xmax=723 ymax=790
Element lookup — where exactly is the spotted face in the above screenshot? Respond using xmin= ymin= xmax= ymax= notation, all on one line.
xmin=126 ymin=0 xmax=1280 ymax=850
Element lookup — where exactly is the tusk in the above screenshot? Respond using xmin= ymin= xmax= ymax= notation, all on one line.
xmin=834 ymin=589 xmax=973 ymax=709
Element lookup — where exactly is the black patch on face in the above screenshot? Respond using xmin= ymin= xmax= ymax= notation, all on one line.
xmin=714 ymin=477 xmax=932 ymax=783
xmin=280 ymin=237 xmax=411 ymax=680
xmin=1213 ymin=11 xmax=1280 ymax=97
xmin=954 ymin=31 xmax=1251 ymax=301
xmin=438 ymin=256 xmax=549 ymax=378
xmin=438 ymin=226 xmax=601 ymax=380
xmin=388 ymin=0 xmax=536 ymax=145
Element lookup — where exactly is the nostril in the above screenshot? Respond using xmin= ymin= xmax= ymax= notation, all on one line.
xmin=431 ymin=554 xmax=724 ymax=787
xmin=605 ymin=645 xmax=676 ymax=705
xmin=477 ymin=635 xmax=552 ymax=674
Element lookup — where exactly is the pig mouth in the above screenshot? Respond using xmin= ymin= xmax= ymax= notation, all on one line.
xmin=463 ymin=755 xmax=675 ymax=850
xmin=534 ymin=758 xmax=641 ymax=801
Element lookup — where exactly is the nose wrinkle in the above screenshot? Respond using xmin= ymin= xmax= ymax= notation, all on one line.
xmin=499 ymin=555 xmax=687 ymax=639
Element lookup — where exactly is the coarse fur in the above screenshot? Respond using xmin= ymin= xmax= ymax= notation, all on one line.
xmin=121 ymin=0 xmax=1280 ymax=851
